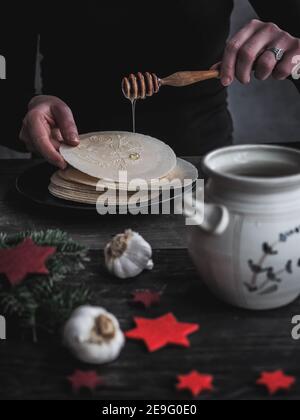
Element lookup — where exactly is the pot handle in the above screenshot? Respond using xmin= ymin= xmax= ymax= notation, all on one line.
xmin=184 ymin=198 xmax=230 ymax=236
xmin=201 ymin=203 xmax=230 ymax=235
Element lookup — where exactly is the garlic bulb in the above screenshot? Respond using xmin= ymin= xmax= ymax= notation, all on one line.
xmin=63 ymin=306 xmax=125 ymax=365
xmin=104 ymin=230 xmax=154 ymax=279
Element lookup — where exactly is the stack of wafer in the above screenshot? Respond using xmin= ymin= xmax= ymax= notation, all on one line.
xmin=48 ymin=132 xmax=198 ymax=206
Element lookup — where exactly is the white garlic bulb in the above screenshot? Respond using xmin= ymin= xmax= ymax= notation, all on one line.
xmin=104 ymin=230 xmax=154 ymax=279
xmin=63 ymin=306 xmax=125 ymax=365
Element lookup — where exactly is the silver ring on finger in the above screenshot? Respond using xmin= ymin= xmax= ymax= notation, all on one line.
xmin=266 ymin=47 xmax=285 ymax=62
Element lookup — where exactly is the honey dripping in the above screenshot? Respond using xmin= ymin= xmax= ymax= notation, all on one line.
xmin=131 ymin=99 xmax=137 ymax=133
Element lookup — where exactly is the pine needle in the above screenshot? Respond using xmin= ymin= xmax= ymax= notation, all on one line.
xmin=0 ymin=230 xmax=91 ymax=340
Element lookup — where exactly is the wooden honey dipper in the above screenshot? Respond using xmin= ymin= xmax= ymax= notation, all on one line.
xmin=122 ymin=70 xmax=220 ymax=100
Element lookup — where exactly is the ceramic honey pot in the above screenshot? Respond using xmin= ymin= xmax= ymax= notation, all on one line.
xmin=187 ymin=145 xmax=300 ymax=310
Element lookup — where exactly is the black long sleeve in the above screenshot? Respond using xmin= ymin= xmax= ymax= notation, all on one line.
xmin=249 ymin=0 xmax=300 ymax=92
xmin=0 ymin=6 xmax=37 ymax=152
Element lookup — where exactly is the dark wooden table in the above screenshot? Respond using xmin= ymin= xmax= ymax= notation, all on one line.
xmin=0 ymin=157 xmax=300 ymax=401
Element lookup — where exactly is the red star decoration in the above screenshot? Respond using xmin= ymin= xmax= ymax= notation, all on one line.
xmin=257 ymin=370 xmax=296 ymax=395
xmin=177 ymin=371 xmax=214 ymax=397
xmin=67 ymin=370 xmax=103 ymax=393
xmin=0 ymin=238 xmax=56 ymax=286
xmin=125 ymin=313 xmax=199 ymax=352
xmin=132 ymin=290 xmax=162 ymax=309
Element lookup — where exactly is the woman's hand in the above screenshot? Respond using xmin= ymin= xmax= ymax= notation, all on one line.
xmin=216 ymin=19 xmax=300 ymax=86
xmin=20 ymin=95 xmax=79 ymax=169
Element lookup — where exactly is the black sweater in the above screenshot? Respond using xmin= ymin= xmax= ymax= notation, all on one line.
xmin=0 ymin=1 xmax=299 ymax=155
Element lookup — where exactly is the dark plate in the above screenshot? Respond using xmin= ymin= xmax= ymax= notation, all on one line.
xmin=15 ymin=162 xmax=193 ymax=213
xmin=16 ymin=162 xmax=96 ymax=211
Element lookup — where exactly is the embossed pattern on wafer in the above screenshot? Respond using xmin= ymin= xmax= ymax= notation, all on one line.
xmin=60 ymin=132 xmax=177 ymax=182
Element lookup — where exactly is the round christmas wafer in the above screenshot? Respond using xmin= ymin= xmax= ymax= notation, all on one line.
xmin=60 ymin=131 xmax=177 ymax=182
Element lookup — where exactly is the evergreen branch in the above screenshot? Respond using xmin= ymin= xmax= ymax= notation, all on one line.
xmin=0 ymin=230 xmax=91 ymax=339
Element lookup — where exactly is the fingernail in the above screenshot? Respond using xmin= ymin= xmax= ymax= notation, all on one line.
xmin=221 ymin=77 xmax=232 ymax=86
xmin=69 ymin=135 xmax=80 ymax=145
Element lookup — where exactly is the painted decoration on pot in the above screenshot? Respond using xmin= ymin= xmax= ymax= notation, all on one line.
xmin=246 ymin=225 xmax=300 ymax=296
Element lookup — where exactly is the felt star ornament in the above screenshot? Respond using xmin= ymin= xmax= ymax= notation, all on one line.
xmin=0 ymin=238 xmax=57 ymax=286
xmin=177 ymin=371 xmax=214 ymax=397
xmin=132 ymin=290 xmax=162 ymax=309
xmin=257 ymin=370 xmax=296 ymax=395
xmin=125 ymin=313 xmax=199 ymax=352
xmin=68 ymin=370 xmax=103 ymax=393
